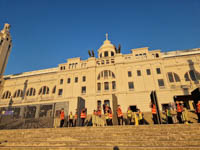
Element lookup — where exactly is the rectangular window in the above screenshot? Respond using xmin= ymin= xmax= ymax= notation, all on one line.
xmin=167 ymin=72 xmax=174 ymax=82
xmin=97 ymin=83 xmax=101 ymax=91
xmin=97 ymin=100 xmax=101 ymax=108
xmin=82 ymin=76 xmax=86 ymax=82
xmin=104 ymin=82 xmax=109 ymax=90
xmin=81 ymin=86 xmax=86 ymax=93
xmin=128 ymin=71 xmax=132 ymax=77
xmin=106 ymin=60 xmax=109 ymax=64
xmin=111 ymin=59 xmax=115 ymax=63
xmin=128 ymin=82 xmax=134 ymax=89
xmin=137 ymin=70 xmax=141 ymax=76
xmin=60 ymin=79 xmax=63 ymax=84
xmin=156 ymin=68 xmax=161 ymax=74
xmin=67 ymin=78 xmax=71 ymax=83
xmin=104 ymin=100 xmax=110 ymax=106
xmin=158 ymin=79 xmax=165 ymax=87
xmin=58 ymin=89 xmax=63 ymax=96
xmin=146 ymin=69 xmax=151 ymax=75
xmin=75 ymin=77 xmax=78 ymax=83
xmin=112 ymin=81 xmax=116 ymax=90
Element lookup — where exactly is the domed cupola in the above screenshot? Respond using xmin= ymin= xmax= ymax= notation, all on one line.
xmin=98 ymin=33 xmax=116 ymax=58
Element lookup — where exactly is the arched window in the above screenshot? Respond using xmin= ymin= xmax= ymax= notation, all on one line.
xmin=13 ymin=89 xmax=23 ymax=98
xmin=2 ymin=91 xmax=11 ymax=99
xmin=111 ymin=51 xmax=114 ymax=56
xmin=167 ymin=72 xmax=180 ymax=83
xmin=38 ymin=86 xmax=49 ymax=95
xmin=97 ymin=70 xmax=116 ymax=80
xmin=104 ymin=51 xmax=108 ymax=57
xmin=97 ymin=70 xmax=116 ymax=91
xmin=184 ymin=70 xmax=200 ymax=81
xmin=26 ymin=88 xmax=36 ymax=96
xmin=184 ymin=73 xmax=190 ymax=81
xmin=156 ymin=53 xmax=159 ymax=58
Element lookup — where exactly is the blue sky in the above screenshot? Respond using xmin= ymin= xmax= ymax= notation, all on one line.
xmin=0 ymin=0 xmax=200 ymax=75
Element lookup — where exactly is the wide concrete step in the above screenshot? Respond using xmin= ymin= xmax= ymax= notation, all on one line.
xmin=1 ymin=135 xmax=200 ymax=143
xmin=1 ymin=124 xmax=200 ymax=133
xmin=1 ymin=131 xmax=200 ymax=140
xmin=1 ymin=146 xmax=200 ymax=150
xmin=0 ymin=124 xmax=200 ymax=150
xmin=1 ymin=140 xmax=200 ymax=147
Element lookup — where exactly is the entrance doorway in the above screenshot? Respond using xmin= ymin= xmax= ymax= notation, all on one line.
xmin=174 ymin=95 xmax=194 ymax=110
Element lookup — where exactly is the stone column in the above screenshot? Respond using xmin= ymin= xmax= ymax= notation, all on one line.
xmin=19 ymin=106 xmax=25 ymax=118
xmin=35 ymin=105 xmax=40 ymax=118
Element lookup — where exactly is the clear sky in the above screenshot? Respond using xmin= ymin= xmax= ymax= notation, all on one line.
xmin=0 ymin=0 xmax=200 ymax=75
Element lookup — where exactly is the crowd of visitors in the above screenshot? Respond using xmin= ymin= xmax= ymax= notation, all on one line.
xmin=59 ymin=100 xmax=200 ymax=127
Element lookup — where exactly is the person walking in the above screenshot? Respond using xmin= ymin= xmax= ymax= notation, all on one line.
xmin=69 ymin=112 xmax=74 ymax=127
xmin=127 ymin=107 xmax=132 ymax=125
xmin=176 ymin=101 xmax=183 ymax=123
xmin=80 ymin=108 xmax=86 ymax=126
xmin=117 ymin=105 xmax=123 ymax=125
xmin=196 ymin=101 xmax=200 ymax=123
xmin=60 ymin=108 xmax=65 ymax=127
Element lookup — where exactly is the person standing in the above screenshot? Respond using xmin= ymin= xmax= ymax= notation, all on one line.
xmin=117 ymin=105 xmax=123 ymax=125
xmin=92 ymin=110 xmax=97 ymax=127
xmin=97 ymin=107 xmax=102 ymax=118
xmin=69 ymin=112 xmax=74 ymax=127
xmin=166 ymin=107 xmax=173 ymax=124
xmin=80 ymin=108 xmax=86 ymax=126
xmin=151 ymin=103 xmax=158 ymax=124
xmin=133 ymin=111 xmax=139 ymax=126
xmin=138 ymin=109 xmax=144 ymax=125
xmin=108 ymin=110 xmax=113 ymax=126
xmin=127 ymin=107 xmax=132 ymax=125
xmin=176 ymin=101 xmax=183 ymax=123
xmin=196 ymin=101 xmax=200 ymax=123
xmin=60 ymin=108 xmax=65 ymax=127
xmin=182 ymin=107 xmax=189 ymax=124
xmin=105 ymin=110 xmax=109 ymax=126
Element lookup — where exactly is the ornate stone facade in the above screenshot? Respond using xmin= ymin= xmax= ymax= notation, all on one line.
xmin=0 ymin=32 xmax=200 ymax=115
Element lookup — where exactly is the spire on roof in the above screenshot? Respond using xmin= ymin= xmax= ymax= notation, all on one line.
xmin=106 ymin=33 xmax=108 ymax=40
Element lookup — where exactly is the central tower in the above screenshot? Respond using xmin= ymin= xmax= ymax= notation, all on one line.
xmin=98 ymin=33 xmax=116 ymax=58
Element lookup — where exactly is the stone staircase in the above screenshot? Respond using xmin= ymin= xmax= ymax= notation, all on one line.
xmin=0 ymin=124 xmax=200 ymax=150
